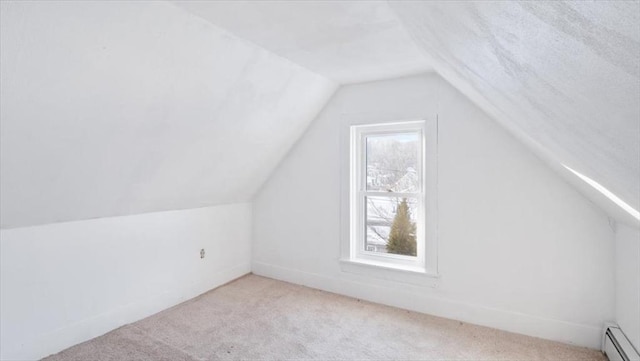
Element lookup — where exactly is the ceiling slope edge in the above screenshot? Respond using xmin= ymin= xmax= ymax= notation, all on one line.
xmin=434 ymin=61 xmax=639 ymax=229
xmin=168 ymin=1 xmax=338 ymax=87
xmin=387 ymin=1 xmax=639 ymax=230
xmin=0 ymin=1 xmax=338 ymax=229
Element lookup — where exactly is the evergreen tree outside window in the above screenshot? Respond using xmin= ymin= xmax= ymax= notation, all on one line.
xmin=386 ymin=198 xmax=417 ymax=256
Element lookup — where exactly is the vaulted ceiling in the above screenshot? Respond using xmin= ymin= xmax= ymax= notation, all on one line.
xmin=390 ymin=0 xmax=640 ymax=224
xmin=172 ymin=0 xmax=431 ymax=84
xmin=0 ymin=1 xmax=336 ymax=228
xmin=1 ymin=0 xmax=638 ymax=228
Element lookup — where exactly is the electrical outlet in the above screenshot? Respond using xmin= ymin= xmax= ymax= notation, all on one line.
xmin=200 ymin=248 xmax=205 ymax=259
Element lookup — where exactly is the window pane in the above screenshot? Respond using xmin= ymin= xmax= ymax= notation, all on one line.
xmin=366 ymin=133 xmax=419 ymax=192
xmin=365 ymin=196 xmax=417 ymax=256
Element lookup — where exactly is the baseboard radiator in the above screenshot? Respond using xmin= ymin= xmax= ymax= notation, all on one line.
xmin=603 ymin=324 xmax=640 ymax=361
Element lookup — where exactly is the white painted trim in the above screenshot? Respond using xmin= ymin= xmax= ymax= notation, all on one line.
xmin=252 ymin=261 xmax=603 ymax=349
xmin=351 ymin=121 xmax=426 ymax=268
xmin=339 ymin=258 xmax=439 ymax=287
xmin=11 ymin=263 xmax=251 ymax=361
xmin=341 ymin=116 xmax=439 ymax=276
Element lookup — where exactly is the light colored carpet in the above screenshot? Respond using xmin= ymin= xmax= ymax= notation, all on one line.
xmin=43 ymin=274 xmax=606 ymax=361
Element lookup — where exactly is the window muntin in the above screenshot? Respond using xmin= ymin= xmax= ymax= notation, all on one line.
xmin=350 ymin=121 xmax=427 ymax=270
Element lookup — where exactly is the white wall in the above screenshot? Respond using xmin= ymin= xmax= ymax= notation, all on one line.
xmin=252 ymin=74 xmax=615 ymax=349
xmin=0 ymin=203 xmax=252 ymax=361
xmin=615 ymin=224 xmax=640 ymax=350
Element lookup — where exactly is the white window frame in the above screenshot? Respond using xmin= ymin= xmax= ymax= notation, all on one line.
xmin=340 ymin=118 xmax=438 ymax=281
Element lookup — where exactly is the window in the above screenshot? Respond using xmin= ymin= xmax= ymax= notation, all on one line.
xmin=342 ymin=119 xmax=438 ymax=277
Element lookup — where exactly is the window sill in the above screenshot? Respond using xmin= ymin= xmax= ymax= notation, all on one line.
xmin=339 ymin=258 xmax=439 ymax=288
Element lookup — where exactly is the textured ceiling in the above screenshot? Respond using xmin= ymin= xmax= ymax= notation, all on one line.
xmin=175 ymin=0 xmax=640 ymax=224
xmin=390 ymin=1 xmax=640 ymax=220
xmin=0 ymin=1 xmax=336 ymax=228
xmin=1 ymin=0 xmax=638 ymax=228
xmin=172 ymin=0 xmax=431 ymax=84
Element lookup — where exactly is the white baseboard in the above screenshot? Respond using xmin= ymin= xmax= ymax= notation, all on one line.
xmin=7 ymin=262 xmax=250 ymax=361
xmin=252 ymin=261 xmax=602 ymax=349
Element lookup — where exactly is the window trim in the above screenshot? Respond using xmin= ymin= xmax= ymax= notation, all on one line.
xmin=351 ymin=121 xmax=426 ymax=269
xmin=340 ymin=117 xmax=439 ymax=280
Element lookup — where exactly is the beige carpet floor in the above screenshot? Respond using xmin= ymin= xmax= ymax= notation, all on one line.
xmin=43 ymin=274 xmax=606 ymax=361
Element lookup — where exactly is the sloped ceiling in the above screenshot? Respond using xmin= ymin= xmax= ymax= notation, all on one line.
xmin=388 ymin=1 xmax=640 ymax=222
xmin=1 ymin=0 xmax=638 ymax=228
xmin=0 ymin=1 xmax=336 ymax=228
xmin=178 ymin=0 xmax=639 ymax=225
xmin=172 ymin=0 xmax=431 ymax=84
